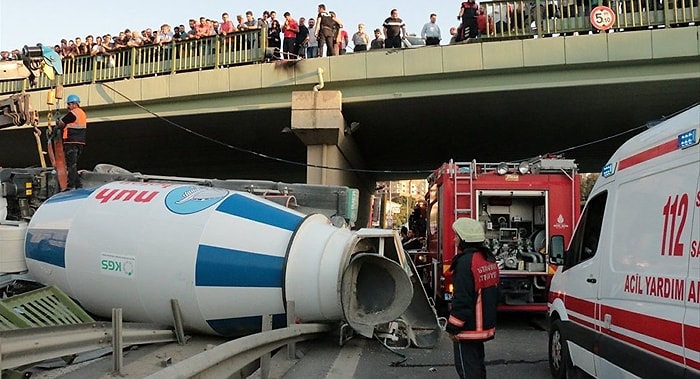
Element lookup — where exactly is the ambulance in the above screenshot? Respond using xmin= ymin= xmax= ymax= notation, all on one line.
xmin=547 ymin=104 xmax=700 ymax=378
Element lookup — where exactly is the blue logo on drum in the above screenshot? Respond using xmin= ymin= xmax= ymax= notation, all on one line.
xmin=165 ymin=186 xmax=229 ymax=215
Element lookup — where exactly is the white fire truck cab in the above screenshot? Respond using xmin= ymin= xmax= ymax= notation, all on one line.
xmin=419 ymin=157 xmax=580 ymax=315
xmin=547 ymin=104 xmax=700 ymax=378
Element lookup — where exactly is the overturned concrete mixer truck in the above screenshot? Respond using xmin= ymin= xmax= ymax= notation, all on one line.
xmin=0 ymin=165 xmax=441 ymax=348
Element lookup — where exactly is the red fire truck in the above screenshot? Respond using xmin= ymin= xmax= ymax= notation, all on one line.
xmin=414 ymin=157 xmax=580 ymax=314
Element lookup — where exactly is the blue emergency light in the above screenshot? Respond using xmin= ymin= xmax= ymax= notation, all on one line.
xmin=601 ymin=162 xmax=615 ymax=178
xmin=678 ymin=129 xmax=698 ymax=149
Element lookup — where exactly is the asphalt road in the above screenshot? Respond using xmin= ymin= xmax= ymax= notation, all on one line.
xmin=279 ymin=313 xmax=552 ymax=379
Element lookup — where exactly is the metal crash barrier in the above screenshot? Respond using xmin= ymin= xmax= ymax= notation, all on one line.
xmin=0 ymin=286 xmax=177 ymax=373
xmin=0 ymin=321 xmax=177 ymax=370
xmin=146 ymin=323 xmax=332 ymax=379
xmin=0 ymin=291 xmax=335 ymax=377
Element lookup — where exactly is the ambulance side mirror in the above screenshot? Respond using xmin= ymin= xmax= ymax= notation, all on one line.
xmin=549 ymin=235 xmax=565 ymax=265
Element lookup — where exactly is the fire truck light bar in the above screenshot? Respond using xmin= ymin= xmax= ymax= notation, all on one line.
xmin=678 ymin=129 xmax=698 ymax=149
xmin=533 ymin=159 xmax=577 ymax=172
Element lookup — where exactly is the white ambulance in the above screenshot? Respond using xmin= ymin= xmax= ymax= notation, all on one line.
xmin=547 ymin=104 xmax=700 ymax=379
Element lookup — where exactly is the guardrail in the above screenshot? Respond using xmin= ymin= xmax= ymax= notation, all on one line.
xmin=1 ymin=299 xmax=333 ymax=378
xmin=146 ymin=323 xmax=332 ymax=379
xmin=0 ymin=321 xmax=177 ymax=370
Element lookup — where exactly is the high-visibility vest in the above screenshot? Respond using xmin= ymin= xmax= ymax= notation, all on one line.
xmin=63 ymin=107 xmax=87 ymax=145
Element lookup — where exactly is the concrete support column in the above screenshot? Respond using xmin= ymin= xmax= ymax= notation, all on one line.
xmin=290 ymin=90 xmax=362 ymax=186
xmin=290 ymin=90 xmax=374 ymax=227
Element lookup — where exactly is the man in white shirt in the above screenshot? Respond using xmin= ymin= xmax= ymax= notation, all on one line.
xmin=421 ymin=13 xmax=442 ymax=45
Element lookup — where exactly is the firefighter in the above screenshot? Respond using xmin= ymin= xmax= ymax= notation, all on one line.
xmin=57 ymin=94 xmax=87 ymax=190
xmin=446 ymin=217 xmax=500 ymax=379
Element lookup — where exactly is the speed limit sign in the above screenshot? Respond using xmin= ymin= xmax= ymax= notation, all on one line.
xmin=590 ymin=6 xmax=616 ymax=31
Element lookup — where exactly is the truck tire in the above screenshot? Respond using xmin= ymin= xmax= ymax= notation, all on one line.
xmin=549 ymin=318 xmax=572 ymax=379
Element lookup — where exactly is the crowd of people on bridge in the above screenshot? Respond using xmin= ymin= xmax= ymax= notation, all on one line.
xmin=0 ymin=5 xmax=430 ymax=61
xmin=1 ymin=0 xmax=690 ymax=63
xmin=0 ymin=3 xmax=519 ymax=63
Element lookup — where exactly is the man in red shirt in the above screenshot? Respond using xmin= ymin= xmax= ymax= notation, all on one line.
xmin=282 ymin=12 xmax=299 ymax=59
xmin=219 ymin=13 xmax=235 ymax=36
xmin=338 ymin=28 xmax=349 ymax=55
xmin=195 ymin=17 xmax=210 ymax=39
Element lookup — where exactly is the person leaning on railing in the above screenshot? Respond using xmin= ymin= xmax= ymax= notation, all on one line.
xmin=141 ymin=29 xmax=154 ymax=45
xmin=219 ymin=12 xmax=236 ymax=36
xmin=90 ymin=36 xmax=104 ymax=56
xmin=156 ymin=24 xmax=174 ymax=60
xmin=74 ymin=37 xmax=89 ymax=56
xmin=101 ymin=34 xmax=114 ymax=52
xmin=156 ymin=24 xmax=174 ymax=45
xmin=127 ymin=31 xmax=144 ymax=48
xmin=83 ymin=35 xmax=95 ymax=54
xmin=113 ymin=31 xmax=129 ymax=50
xmin=172 ymin=27 xmax=184 ymax=42
xmin=60 ymin=39 xmax=74 ymax=59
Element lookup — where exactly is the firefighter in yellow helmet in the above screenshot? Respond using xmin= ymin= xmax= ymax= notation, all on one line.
xmin=57 ymin=94 xmax=87 ymax=190
xmin=447 ymin=217 xmax=500 ymax=379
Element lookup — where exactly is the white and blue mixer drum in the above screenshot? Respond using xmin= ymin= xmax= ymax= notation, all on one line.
xmin=24 ymin=181 xmax=412 ymax=336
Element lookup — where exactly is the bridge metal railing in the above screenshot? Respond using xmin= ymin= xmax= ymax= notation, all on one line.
xmin=478 ymin=0 xmax=698 ymax=39
xmin=0 ymin=28 xmax=267 ymax=95
xmin=0 ymin=2 xmax=698 ymax=96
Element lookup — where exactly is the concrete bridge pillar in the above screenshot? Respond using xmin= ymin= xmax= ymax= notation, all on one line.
xmin=290 ymin=91 xmax=364 ymax=185
xmin=290 ymin=90 xmax=373 ymax=227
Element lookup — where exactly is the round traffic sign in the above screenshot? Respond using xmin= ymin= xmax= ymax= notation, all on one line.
xmin=590 ymin=6 xmax=616 ymax=31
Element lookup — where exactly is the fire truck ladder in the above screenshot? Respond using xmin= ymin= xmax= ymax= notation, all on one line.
xmin=451 ymin=160 xmax=475 ymax=220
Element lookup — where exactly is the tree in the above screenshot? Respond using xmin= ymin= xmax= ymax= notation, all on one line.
xmin=580 ymin=173 xmax=599 ymax=202
xmin=390 ymin=194 xmax=416 ymax=227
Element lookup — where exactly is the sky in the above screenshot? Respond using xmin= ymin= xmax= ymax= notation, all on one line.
xmin=0 ymin=1 xmax=463 ymax=51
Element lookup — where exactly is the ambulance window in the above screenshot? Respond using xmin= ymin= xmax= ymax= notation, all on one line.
xmin=567 ymin=191 xmax=607 ymax=268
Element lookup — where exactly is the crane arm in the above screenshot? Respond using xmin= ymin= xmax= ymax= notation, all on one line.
xmin=0 ymin=45 xmax=63 ymax=129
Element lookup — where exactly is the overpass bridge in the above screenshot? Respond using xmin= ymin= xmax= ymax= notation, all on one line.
xmin=1 ymin=6 xmax=698 ymax=192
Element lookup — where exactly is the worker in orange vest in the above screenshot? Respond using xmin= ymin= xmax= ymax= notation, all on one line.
xmin=57 ymin=94 xmax=87 ymax=190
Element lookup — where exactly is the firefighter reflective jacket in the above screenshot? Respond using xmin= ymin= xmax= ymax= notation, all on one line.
xmin=63 ymin=107 xmax=87 ymax=145
xmin=446 ymin=247 xmax=500 ymax=341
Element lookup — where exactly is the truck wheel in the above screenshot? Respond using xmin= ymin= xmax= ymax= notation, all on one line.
xmin=549 ymin=319 xmax=571 ymax=379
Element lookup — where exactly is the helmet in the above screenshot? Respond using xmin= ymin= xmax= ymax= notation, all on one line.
xmin=452 ymin=218 xmax=485 ymax=243
xmin=66 ymin=94 xmax=80 ymax=104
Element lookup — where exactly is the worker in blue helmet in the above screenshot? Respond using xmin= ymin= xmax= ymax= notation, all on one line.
xmin=57 ymin=94 xmax=87 ymax=190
